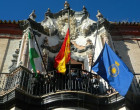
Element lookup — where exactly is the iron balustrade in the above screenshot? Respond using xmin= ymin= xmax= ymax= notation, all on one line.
xmin=16 ymin=69 xmax=113 ymax=96
xmin=2 ymin=66 xmax=140 ymax=105
xmin=0 ymin=66 xmax=121 ymax=95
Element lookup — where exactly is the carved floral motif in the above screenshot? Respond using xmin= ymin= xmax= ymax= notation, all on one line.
xmin=56 ymin=13 xmax=77 ymax=39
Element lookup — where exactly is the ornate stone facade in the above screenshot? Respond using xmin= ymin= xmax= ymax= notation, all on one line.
xmin=0 ymin=1 xmax=140 ymax=110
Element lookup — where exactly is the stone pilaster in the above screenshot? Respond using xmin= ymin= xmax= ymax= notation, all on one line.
xmin=101 ymin=31 xmax=115 ymax=50
xmin=17 ymin=33 xmax=29 ymax=67
xmin=0 ymin=38 xmax=9 ymax=72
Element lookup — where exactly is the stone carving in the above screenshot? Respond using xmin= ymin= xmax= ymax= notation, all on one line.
xmin=71 ymin=39 xmax=94 ymax=53
xmin=9 ymin=49 xmax=19 ymax=72
xmin=45 ymin=8 xmax=51 ymax=17
xmin=43 ymin=37 xmax=49 ymax=46
xmin=40 ymin=3 xmax=94 ymax=39
xmin=101 ymin=32 xmax=110 ymax=45
xmin=82 ymin=6 xmax=87 ymax=13
xmin=42 ymin=48 xmax=48 ymax=71
xmin=64 ymin=1 xmax=70 ymax=9
xmin=96 ymin=10 xmax=103 ymax=20
xmin=41 ymin=16 xmax=56 ymax=35
xmin=29 ymin=10 xmax=36 ymax=21
xmin=78 ymin=18 xmax=95 ymax=36
xmin=88 ymin=53 xmax=93 ymax=66
xmin=41 ymin=37 xmax=94 ymax=54
xmin=71 ymin=55 xmax=85 ymax=62
xmin=86 ymin=39 xmax=93 ymax=45
xmin=56 ymin=13 xmax=77 ymax=39
xmin=41 ymin=37 xmax=62 ymax=53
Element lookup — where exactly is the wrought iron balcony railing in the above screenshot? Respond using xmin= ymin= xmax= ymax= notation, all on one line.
xmin=2 ymin=66 xmax=138 ymax=106
xmin=0 ymin=66 xmax=116 ymax=95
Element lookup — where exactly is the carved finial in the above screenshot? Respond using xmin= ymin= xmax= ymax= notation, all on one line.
xmin=96 ymin=10 xmax=103 ymax=20
xmin=83 ymin=6 xmax=87 ymax=12
xmin=45 ymin=8 xmax=51 ymax=17
xmin=29 ymin=10 xmax=36 ymax=21
xmin=47 ymin=8 xmax=51 ymax=13
xmin=64 ymin=1 xmax=70 ymax=9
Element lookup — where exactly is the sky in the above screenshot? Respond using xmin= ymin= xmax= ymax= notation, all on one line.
xmin=0 ymin=0 xmax=140 ymax=22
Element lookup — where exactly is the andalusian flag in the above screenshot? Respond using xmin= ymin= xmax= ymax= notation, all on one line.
xmin=28 ymin=32 xmax=39 ymax=77
xmin=54 ymin=29 xmax=70 ymax=74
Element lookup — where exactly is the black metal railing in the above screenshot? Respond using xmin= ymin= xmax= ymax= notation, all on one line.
xmin=2 ymin=66 xmax=140 ymax=104
xmin=0 ymin=66 xmax=116 ymax=95
xmin=16 ymin=68 xmax=116 ymax=96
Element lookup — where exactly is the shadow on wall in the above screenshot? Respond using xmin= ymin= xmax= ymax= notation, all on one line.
xmin=113 ymin=40 xmax=135 ymax=74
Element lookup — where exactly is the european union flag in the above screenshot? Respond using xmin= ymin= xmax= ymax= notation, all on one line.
xmin=92 ymin=43 xmax=134 ymax=96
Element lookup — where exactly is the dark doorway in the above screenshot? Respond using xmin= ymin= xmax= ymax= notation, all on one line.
xmin=66 ymin=64 xmax=82 ymax=70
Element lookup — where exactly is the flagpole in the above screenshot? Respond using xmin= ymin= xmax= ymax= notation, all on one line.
xmin=68 ymin=7 xmax=72 ymax=90
xmin=28 ymin=20 xmax=48 ymax=76
xmin=90 ymin=20 xmax=99 ymax=73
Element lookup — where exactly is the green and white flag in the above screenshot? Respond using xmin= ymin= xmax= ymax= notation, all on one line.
xmin=28 ymin=32 xmax=39 ymax=77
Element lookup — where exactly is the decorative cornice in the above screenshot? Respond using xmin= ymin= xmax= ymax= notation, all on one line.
xmin=44 ymin=3 xmax=89 ymax=20
xmin=110 ymin=21 xmax=140 ymax=26
xmin=109 ymin=22 xmax=140 ymax=36
xmin=19 ymin=18 xmax=48 ymax=35
xmin=0 ymin=20 xmax=19 ymax=24
xmin=0 ymin=36 xmax=22 ymax=39
xmin=0 ymin=20 xmax=23 ymax=35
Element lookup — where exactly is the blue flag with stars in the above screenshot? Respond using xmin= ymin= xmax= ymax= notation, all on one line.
xmin=92 ymin=43 xmax=134 ymax=96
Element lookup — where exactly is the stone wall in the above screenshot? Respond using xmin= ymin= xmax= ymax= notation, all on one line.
xmin=0 ymin=38 xmax=9 ymax=73
xmin=1 ymin=39 xmax=20 ymax=73
xmin=113 ymin=40 xmax=140 ymax=74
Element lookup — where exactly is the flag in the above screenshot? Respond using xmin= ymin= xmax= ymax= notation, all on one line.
xmin=54 ymin=29 xmax=70 ymax=74
xmin=92 ymin=43 xmax=134 ymax=96
xmin=28 ymin=32 xmax=39 ymax=77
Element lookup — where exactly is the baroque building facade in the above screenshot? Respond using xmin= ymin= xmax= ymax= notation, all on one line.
xmin=0 ymin=1 xmax=140 ymax=110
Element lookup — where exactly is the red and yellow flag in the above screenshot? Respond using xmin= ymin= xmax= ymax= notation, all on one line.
xmin=54 ymin=29 xmax=70 ymax=74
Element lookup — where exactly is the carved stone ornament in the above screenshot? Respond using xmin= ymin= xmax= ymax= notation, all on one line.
xmin=77 ymin=18 xmax=95 ymax=36
xmin=29 ymin=10 xmax=36 ymax=21
xmin=71 ymin=39 xmax=94 ymax=53
xmin=56 ymin=13 xmax=77 ymax=39
xmin=96 ymin=10 xmax=103 ymax=20
xmin=101 ymin=32 xmax=110 ymax=44
xmin=9 ymin=49 xmax=19 ymax=72
xmin=41 ymin=16 xmax=56 ymax=36
xmin=41 ymin=37 xmax=62 ymax=53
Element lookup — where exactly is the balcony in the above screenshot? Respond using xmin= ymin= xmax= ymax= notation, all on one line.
xmin=0 ymin=66 xmax=139 ymax=110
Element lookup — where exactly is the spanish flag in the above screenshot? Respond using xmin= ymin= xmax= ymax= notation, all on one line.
xmin=54 ymin=29 xmax=70 ymax=74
